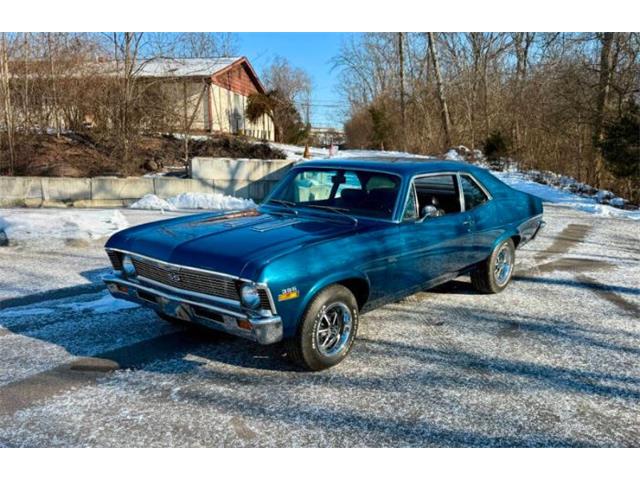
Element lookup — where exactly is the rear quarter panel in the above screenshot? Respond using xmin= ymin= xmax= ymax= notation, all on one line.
xmin=473 ymin=168 xmax=543 ymax=249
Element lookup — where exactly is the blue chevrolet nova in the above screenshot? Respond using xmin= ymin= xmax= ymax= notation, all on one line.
xmin=104 ymin=158 xmax=543 ymax=370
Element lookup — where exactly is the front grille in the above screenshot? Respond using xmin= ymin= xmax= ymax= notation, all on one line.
xmin=258 ymin=292 xmax=271 ymax=311
xmin=132 ymin=257 xmax=240 ymax=301
xmin=107 ymin=250 xmax=123 ymax=270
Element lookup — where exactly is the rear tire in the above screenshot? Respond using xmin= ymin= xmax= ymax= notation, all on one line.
xmin=471 ymin=238 xmax=516 ymax=294
xmin=285 ymin=284 xmax=359 ymax=371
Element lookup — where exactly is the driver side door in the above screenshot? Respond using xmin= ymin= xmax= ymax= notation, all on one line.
xmin=395 ymin=174 xmax=475 ymax=291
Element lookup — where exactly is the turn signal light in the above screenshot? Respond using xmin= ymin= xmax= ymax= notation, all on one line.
xmin=236 ymin=319 xmax=253 ymax=330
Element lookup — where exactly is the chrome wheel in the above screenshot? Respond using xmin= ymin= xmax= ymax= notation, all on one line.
xmin=315 ymin=302 xmax=353 ymax=357
xmin=494 ymin=243 xmax=513 ymax=287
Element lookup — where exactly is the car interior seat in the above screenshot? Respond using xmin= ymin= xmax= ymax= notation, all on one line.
xmin=430 ymin=196 xmax=446 ymax=216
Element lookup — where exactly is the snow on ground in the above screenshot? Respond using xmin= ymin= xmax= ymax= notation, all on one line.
xmin=444 ymin=148 xmax=465 ymax=161
xmin=271 ymin=142 xmax=638 ymax=220
xmin=130 ymin=193 xmax=256 ymax=212
xmin=0 ymin=293 xmax=137 ymax=319
xmin=0 ymin=209 xmax=129 ymax=247
xmin=270 ymin=142 xmax=431 ymax=162
xmin=129 ymin=194 xmax=175 ymax=211
xmin=66 ymin=293 xmax=138 ymax=314
xmin=491 ymin=170 xmax=640 ymax=221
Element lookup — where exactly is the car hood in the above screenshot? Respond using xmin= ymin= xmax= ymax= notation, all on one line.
xmin=105 ymin=208 xmax=364 ymax=279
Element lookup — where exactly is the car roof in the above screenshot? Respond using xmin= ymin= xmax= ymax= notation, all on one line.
xmin=293 ymin=157 xmax=480 ymax=176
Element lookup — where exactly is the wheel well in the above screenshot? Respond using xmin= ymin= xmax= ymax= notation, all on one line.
xmin=511 ymin=235 xmax=521 ymax=248
xmin=337 ymin=278 xmax=369 ymax=310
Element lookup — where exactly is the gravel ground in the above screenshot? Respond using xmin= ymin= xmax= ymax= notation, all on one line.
xmin=0 ymin=205 xmax=638 ymax=447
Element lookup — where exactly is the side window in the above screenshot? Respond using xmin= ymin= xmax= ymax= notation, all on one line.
xmin=403 ymin=186 xmax=419 ymax=221
xmin=413 ymin=174 xmax=462 ymax=216
xmin=460 ymin=175 xmax=489 ymax=210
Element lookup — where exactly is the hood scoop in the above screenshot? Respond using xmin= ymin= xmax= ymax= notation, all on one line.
xmin=251 ymin=218 xmax=303 ymax=232
xmin=192 ymin=209 xmax=262 ymax=226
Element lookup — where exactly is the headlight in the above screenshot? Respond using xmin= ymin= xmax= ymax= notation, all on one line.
xmin=240 ymin=284 xmax=261 ymax=309
xmin=122 ymin=254 xmax=136 ymax=277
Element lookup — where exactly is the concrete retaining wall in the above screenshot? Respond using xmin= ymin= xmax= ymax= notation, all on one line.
xmin=190 ymin=157 xmax=294 ymax=201
xmin=0 ymin=176 xmax=215 ymax=208
xmin=0 ymin=157 xmax=295 ymax=207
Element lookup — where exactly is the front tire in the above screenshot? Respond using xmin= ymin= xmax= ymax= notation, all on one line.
xmin=471 ymin=238 xmax=516 ymax=294
xmin=285 ymin=284 xmax=359 ymax=371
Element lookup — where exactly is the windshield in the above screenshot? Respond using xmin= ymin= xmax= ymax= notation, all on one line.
xmin=266 ymin=168 xmax=401 ymax=220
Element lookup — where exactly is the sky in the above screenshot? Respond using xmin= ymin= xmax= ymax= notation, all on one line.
xmin=235 ymin=33 xmax=357 ymax=129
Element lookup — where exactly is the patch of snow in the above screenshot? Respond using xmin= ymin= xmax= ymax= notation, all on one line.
xmin=558 ymin=202 xmax=640 ymax=220
xmin=169 ymin=192 xmax=255 ymax=210
xmin=444 ymin=149 xmax=464 ymax=161
xmin=0 ymin=293 xmax=138 ymax=321
xmin=596 ymin=190 xmax=615 ymax=203
xmin=66 ymin=293 xmax=138 ymax=314
xmin=609 ymin=197 xmax=626 ymax=208
xmin=171 ymin=132 xmax=210 ymax=142
xmin=0 ymin=209 xmax=129 ymax=247
xmin=130 ymin=192 xmax=255 ymax=211
xmin=101 ymin=57 xmax=241 ymax=79
xmin=130 ymin=194 xmax=176 ymax=211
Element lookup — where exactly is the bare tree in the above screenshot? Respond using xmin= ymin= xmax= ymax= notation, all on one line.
xmin=177 ymin=33 xmax=238 ymax=58
xmin=592 ymin=32 xmax=617 ymax=187
xmin=335 ymin=32 xmax=640 ymax=202
xmin=427 ymin=32 xmax=452 ymax=148
xmin=0 ymin=33 xmax=16 ymax=174
xmin=398 ymin=32 xmax=406 ymax=151
xmin=47 ymin=33 xmax=62 ymax=138
xmin=250 ymin=56 xmax=312 ymax=142
xmin=511 ymin=32 xmax=535 ymax=154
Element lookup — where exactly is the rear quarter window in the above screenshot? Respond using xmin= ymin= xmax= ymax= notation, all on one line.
xmin=460 ymin=175 xmax=490 ymax=210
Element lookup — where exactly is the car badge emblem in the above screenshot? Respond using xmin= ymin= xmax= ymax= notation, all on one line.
xmin=168 ymin=272 xmax=181 ymax=283
xmin=278 ymin=286 xmax=299 ymax=301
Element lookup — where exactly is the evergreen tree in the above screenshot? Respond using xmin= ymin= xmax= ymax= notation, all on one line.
xmin=599 ymin=101 xmax=640 ymax=182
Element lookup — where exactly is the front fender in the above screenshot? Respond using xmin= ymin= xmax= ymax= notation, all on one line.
xmin=271 ymin=269 xmax=370 ymax=338
xmin=297 ymin=270 xmax=370 ymax=319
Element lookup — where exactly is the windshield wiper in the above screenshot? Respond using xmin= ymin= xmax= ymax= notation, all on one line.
xmin=303 ymin=205 xmax=358 ymax=226
xmin=266 ymin=198 xmax=298 ymax=215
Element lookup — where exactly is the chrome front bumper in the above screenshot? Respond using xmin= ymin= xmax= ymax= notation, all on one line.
xmin=103 ymin=274 xmax=283 ymax=345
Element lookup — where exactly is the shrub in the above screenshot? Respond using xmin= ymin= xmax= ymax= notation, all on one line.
xmin=483 ymin=131 xmax=510 ymax=160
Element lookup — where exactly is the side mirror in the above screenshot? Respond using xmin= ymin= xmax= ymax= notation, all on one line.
xmin=420 ymin=205 xmax=440 ymax=221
